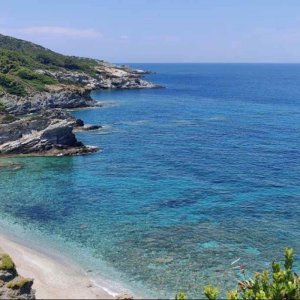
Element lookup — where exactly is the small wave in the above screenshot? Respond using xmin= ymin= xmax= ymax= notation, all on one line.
xmin=168 ymin=119 xmax=198 ymax=127
xmin=94 ymin=124 xmax=114 ymax=135
xmin=85 ymin=269 xmax=143 ymax=299
xmin=173 ymin=119 xmax=194 ymax=125
xmin=122 ymin=120 xmax=150 ymax=126
xmin=206 ymin=116 xmax=227 ymax=121
xmin=88 ymin=275 xmax=123 ymax=298
xmin=169 ymin=116 xmax=227 ymax=127
xmin=96 ymin=101 xmax=120 ymax=108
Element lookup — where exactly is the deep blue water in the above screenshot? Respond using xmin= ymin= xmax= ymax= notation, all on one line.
xmin=0 ymin=64 xmax=300 ymax=298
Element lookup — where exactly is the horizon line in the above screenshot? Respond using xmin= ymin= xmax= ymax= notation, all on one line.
xmin=115 ymin=62 xmax=300 ymax=64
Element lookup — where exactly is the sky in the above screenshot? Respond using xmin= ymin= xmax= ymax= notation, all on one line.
xmin=1 ymin=0 xmax=300 ymax=63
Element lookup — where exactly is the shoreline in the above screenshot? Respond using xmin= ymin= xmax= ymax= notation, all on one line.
xmin=0 ymin=230 xmax=115 ymax=299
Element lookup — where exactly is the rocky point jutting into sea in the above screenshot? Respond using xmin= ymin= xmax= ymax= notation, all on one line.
xmin=0 ymin=33 xmax=160 ymax=156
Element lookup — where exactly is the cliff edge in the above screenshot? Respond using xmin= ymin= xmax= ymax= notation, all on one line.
xmin=0 ymin=34 xmax=160 ymax=156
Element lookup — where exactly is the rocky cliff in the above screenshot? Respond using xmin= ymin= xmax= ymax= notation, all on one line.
xmin=0 ymin=109 xmax=99 ymax=156
xmin=1 ymin=63 xmax=160 ymax=116
xmin=0 ymin=34 xmax=161 ymax=156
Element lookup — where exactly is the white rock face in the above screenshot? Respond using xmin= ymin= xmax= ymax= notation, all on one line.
xmin=0 ymin=120 xmax=74 ymax=154
xmin=0 ymin=110 xmax=91 ymax=155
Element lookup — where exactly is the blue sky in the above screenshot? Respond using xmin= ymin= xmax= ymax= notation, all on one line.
xmin=1 ymin=0 xmax=300 ymax=63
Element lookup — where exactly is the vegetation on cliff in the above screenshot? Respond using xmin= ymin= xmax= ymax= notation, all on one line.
xmin=0 ymin=33 xmax=102 ymax=96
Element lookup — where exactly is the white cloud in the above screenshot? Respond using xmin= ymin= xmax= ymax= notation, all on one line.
xmin=120 ymin=35 xmax=129 ymax=40
xmin=3 ymin=26 xmax=102 ymax=39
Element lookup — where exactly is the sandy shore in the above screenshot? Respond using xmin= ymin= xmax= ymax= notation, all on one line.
xmin=0 ymin=232 xmax=113 ymax=299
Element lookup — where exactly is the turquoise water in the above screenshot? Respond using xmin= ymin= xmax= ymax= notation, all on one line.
xmin=0 ymin=64 xmax=300 ymax=298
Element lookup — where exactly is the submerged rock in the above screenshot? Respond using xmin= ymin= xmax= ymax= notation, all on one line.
xmin=75 ymin=118 xmax=84 ymax=127
xmin=81 ymin=124 xmax=102 ymax=131
xmin=0 ymin=161 xmax=24 ymax=171
xmin=0 ymin=253 xmax=35 ymax=299
xmin=155 ymin=256 xmax=174 ymax=264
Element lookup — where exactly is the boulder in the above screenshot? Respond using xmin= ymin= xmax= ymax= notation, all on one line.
xmin=0 ymin=253 xmax=35 ymax=299
xmin=75 ymin=118 xmax=84 ymax=127
xmin=82 ymin=125 xmax=102 ymax=131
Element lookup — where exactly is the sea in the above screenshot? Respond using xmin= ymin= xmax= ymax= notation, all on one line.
xmin=0 ymin=64 xmax=299 ymax=298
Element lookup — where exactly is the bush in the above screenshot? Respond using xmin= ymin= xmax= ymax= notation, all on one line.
xmin=15 ymin=67 xmax=57 ymax=92
xmin=0 ymin=254 xmax=15 ymax=270
xmin=7 ymin=277 xmax=29 ymax=289
xmin=16 ymin=67 xmax=38 ymax=80
xmin=0 ymin=73 xmax=26 ymax=96
xmin=175 ymin=248 xmax=299 ymax=300
xmin=36 ymin=53 xmax=60 ymax=66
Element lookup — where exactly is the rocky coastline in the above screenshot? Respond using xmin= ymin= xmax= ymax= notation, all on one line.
xmin=0 ymin=63 xmax=160 ymax=156
xmin=0 ymin=251 xmax=35 ymax=299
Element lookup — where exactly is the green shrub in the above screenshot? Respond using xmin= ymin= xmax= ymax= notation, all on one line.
xmin=38 ymin=74 xmax=57 ymax=85
xmin=16 ymin=67 xmax=38 ymax=80
xmin=203 ymin=248 xmax=300 ymax=300
xmin=204 ymin=285 xmax=219 ymax=300
xmin=0 ymin=254 xmax=15 ymax=270
xmin=175 ymin=248 xmax=299 ymax=300
xmin=175 ymin=292 xmax=186 ymax=300
xmin=0 ymin=73 xmax=26 ymax=96
xmin=7 ymin=277 xmax=29 ymax=289
xmin=14 ymin=67 xmax=57 ymax=92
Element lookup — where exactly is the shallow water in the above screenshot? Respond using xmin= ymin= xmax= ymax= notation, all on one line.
xmin=0 ymin=64 xmax=299 ymax=298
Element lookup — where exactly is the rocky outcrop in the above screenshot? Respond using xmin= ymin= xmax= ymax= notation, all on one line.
xmin=0 ymin=109 xmax=97 ymax=156
xmin=1 ymin=60 xmax=161 ymax=113
xmin=1 ymin=86 xmax=99 ymax=116
xmin=1 ymin=64 xmax=160 ymax=116
xmin=80 ymin=125 xmax=102 ymax=131
xmin=0 ymin=252 xmax=35 ymax=299
xmin=0 ymin=57 xmax=161 ymax=155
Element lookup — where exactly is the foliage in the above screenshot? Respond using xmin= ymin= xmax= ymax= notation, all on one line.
xmin=0 ymin=254 xmax=15 ymax=270
xmin=204 ymin=285 xmax=219 ymax=300
xmin=204 ymin=248 xmax=299 ymax=300
xmin=174 ymin=248 xmax=299 ymax=299
xmin=230 ymin=248 xmax=299 ymax=300
xmin=0 ymin=34 xmax=97 ymax=74
xmin=7 ymin=277 xmax=29 ymax=289
xmin=0 ymin=73 xmax=26 ymax=96
xmin=16 ymin=67 xmax=58 ymax=92
xmin=0 ymin=33 xmax=99 ymax=95
xmin=175 ymin=292 xmax=186 ymax=300
xmin=16 ymin=67 xmax=40 ymax=80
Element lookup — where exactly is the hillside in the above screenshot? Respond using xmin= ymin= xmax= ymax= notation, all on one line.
xmin=0 ymin=33 xmax=156 ymax=98
xmin=0 ymin=34 xmax=103 ymax=96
